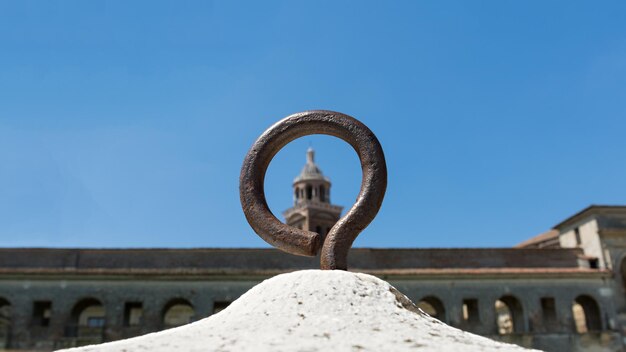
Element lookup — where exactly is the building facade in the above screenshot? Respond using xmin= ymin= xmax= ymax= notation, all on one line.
xmin=0 ymin=151 xmax=625 ymax=351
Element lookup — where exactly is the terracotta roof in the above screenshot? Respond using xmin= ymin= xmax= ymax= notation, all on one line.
xmin=515 ymin=229 xmax=559 ymax=248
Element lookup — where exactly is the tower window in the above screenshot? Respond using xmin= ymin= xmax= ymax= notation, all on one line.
xmin=319 ymin=185 xmax=326 ymax=202
xmin=294 ymin=188 xmax=299 ymax=199
xmin=306 ymin=185 xmax=312 ymax=200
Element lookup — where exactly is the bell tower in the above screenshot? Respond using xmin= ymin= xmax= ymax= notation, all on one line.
xmin=283 ymin=147 xmax=343 ymax=240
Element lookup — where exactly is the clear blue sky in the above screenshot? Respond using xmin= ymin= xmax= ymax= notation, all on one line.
xmin=1 ymin=1 xmax=625 ymax=248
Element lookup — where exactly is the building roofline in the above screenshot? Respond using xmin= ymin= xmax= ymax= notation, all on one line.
xmin=0 ymin=247 xmax=585 ymax=272
xmin=514 ymin=229 xmax=559 ymax=248
xmin=0 ymin=246 xmax=585 ymax=252
xmin=553 ymin=205 xmax=626 ymax=230
xmin=0 ymin=267 xmax=609 ymax=280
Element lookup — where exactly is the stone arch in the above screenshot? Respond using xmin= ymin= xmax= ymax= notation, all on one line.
xmin=572 ymin=295 xmax=602 ymax=333
xmin=0 ymin=298 xmax=11 ymax=348
xmin=70 ymin=298 xmax=106 ymax=327
xmin=495 ymin=295 xmax=524 ymax=334
xmin=162 ymin=298 xmax=195 ymax=328
xmin=67 ymin=298 xmax=106 ymax=342
xmin=417 ymin=296 xmax=446 ymax=322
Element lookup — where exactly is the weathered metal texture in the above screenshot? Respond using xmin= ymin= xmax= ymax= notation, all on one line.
xmin=239 ymin=110 xmax=387 ymax=270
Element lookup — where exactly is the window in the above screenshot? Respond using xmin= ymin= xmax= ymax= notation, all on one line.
xmin=462 ymin=299 xmax=479 ymax=323
xmin=495 ymin=296 xmax=523 ymax=334
xmin=306 ymin=185 xmax=312 ymax=200
xmin=32 ymin=301 xmax=52 ymax=327
xmin=72 ymin=298 xmax=105 ymax=330
xmin=124 ymin=302 xmax=143 ymax=327
xmin=87 ymin=317 xmax=105 ymax=328
xmin=417 ymin=296 xmax=446 ymax=322
xmin=574 ymin=227 xmax=581 ymax=246
xmin=163 ymin=299 xmax=194 ymax=327
xmin=541 ymin=297 xmax=557 ymax=331
xmin=572 ymin=295 xmax=601 ymax=333
xmin=319 ymin=185 xmax=326 ymax=202
xmin=0 ymin=298 xmax=11 ymax=332
xmin=213 ymin=301 xmax=231 ymax=314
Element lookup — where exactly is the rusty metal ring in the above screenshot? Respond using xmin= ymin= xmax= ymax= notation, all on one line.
xmin=239 ymin=110 xmax=387 ymax=270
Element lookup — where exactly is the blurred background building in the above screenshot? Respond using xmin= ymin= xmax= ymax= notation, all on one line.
xmin=1 ymin=150 xmax=625 ymax=352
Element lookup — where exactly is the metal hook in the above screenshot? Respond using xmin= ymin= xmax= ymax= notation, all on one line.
xmin=239 ymin=110 xmax=387 ymax=270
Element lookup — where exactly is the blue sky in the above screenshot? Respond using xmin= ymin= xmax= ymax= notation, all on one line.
xmin=1 ymin=1 xmax=625 ymax=248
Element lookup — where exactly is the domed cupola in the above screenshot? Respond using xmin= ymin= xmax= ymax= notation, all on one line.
xmin=294 ymin=147 xmax=330 ymax=183
xmin=292 ymin=147 xmax=331 ymax=205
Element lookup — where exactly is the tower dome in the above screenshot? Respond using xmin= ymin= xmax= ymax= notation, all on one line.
xmin=294 ymin=147 xmax=329 ymax=183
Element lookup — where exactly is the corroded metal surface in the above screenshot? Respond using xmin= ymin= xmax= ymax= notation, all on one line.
xmin=239 ymin=110 xmax=387 ymax=270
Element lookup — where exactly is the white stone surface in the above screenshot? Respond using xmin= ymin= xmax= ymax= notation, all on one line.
xmin=59 ymin=270 xmax=538 ymax=352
